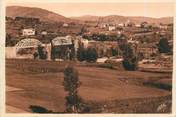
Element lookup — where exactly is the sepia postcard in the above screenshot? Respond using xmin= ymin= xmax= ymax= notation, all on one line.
xmin=0 ymin=0 xmax=175 ymax=117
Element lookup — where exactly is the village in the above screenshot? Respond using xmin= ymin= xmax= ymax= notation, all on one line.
xmin=6 ymin=15 xmax=173 ymax=72
xmin=5 ymin=5 xmax=173 ymax=113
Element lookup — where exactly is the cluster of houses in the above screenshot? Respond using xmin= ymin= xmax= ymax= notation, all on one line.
xmin=6 ymin=35 xmax=88 ymax=60
xmin=6 ymin=25 xmax=171 ymax=59
xmin=98 ymin=19 xmax=172 ymax=32
xmin=5 ymin=16 xmax=173 ymax=71
xmin=6 ymin=34 xmax=121 ymax=61
xmin=99 ymin=20 xmax=148 ymax=31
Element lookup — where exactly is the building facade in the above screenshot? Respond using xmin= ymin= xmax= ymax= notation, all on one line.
xmin=22 ymin=28 xmax=35 ymax=36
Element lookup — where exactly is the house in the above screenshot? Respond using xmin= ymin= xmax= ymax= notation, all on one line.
xmin=135 ymin=24 xmax=141 ymax=28
xmin=51 ymin=36 xmax=74 ymax=60
xmin=41 ymin=31 xmax=47 ymax=35
xmin=100 ymin=23 xmax=108 ymax=28
xmin=15 ymin=38 xmax=42 ymax=59
xmin=97 ymin=57 xmax=108 ymax=63
xmin=22 ymin=28 xmax=35 ymax=36
xmin=159 ymin=25 xmax=167 ymax=30
xmin=118 ymin=23 xmax=124 ymax=27
xmin=108 ymin=26 xmax=116 ymax=31
xmin=52 ymin=36 xmax=72 ymax=46
xmin=63 ymin=23 xmax=69 ymax=27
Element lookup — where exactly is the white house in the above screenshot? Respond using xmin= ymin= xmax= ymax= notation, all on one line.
xmin=135 ymin=24 xmax=141 ymax=28
xmin=97 ymin=57 xmax=108 ymax=63
xmin=100 ymin=23 xmax=108 ymax=28
xmin=63 ymin=23 xmax=69 ymax=27
xmin=159 ymin=25 xmax=168 ymax=30
xmin=108 ymin=26 xmax=116 ymax=31
xmin=41 ymin=31 xmax=47 ymax=35
xmin=118 ymin=23 xmax=124 ymax=27
xmin=22 ymin=28 xmax=35 ymax=36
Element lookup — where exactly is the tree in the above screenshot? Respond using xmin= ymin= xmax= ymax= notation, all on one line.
xmin=121 ymin=44 xmax=138 ymax=71
xmin=86 ymin=47 xmax=98 ymax=62
xmin=63 ymin=65 xmax=82 ymax=113
xmin=50 ymin=39 xmax=56 ymax=61
xmin=77 ymin=46 xmax=86 ymax=62
xmin=138 ymin=52 xmax=144 ymax=61
xmin=111 ymin=47 xmax=118 ymax=56
xmin=6 ymin=34 xmax=16 ymax=46
xmin=117 ymin=35 xmax=138 ymax=70
xmin=158 ymin=37 xmax=171 ymax=53
xmin=37 ymin=45 xmax=47 ymax=60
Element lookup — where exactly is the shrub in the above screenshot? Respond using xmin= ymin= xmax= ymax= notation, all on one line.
xmin=158 ymin=37 xmax=171 ymax=53
xmin=77 ymin=47 xmax=86 ymax=62
xmin=37 ymin=45 xmax=47 ymax=60
xmin=86 ymin=47 xmax=98 ymax=62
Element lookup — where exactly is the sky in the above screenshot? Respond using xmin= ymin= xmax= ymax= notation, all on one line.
xmin=6 ymin=1 xmax=174 ymax=18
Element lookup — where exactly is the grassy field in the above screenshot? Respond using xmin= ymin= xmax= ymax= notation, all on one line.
xmin=6 ymin=59 xmax=172 ymax=113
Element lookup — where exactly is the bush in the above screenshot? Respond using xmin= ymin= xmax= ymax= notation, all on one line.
xmin=86 ymin=47 xmax=98 ymax=62
xmin=77 ymin=47 xmax=86 ymax=62
xmin=77 ymin=47 xmax=98 ymax=63
xmin=122 ymin=57 xmax=138 ymax=71
xmin=158 ymin=37 xmax=171 ymax=53
xmin=37 ymin=45 xmax=47 ymax=60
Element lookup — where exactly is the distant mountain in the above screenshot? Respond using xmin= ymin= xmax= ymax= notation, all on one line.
xmin=70 ymin=15 xmax=173 ymax=24
xmin=128 ymin=16 xmax=173 ymax=24
xmin=6 ymin=6 xmax=173 ymax=25
xmin=6 ymin=6 xmax=73 ymax=23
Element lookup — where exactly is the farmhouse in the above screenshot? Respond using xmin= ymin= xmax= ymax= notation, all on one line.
xmin=118 ymin=23 xmax=124 ymax=27
xmin=135 ymin=24 xmax=141 ymax=28
xmin=6 ymin=38 xmax=43 ymax=59
xmin=108 ymin=26 xmax=116 ymax=31
xmin=22 ymin=28 xmax=35 ymax=36
xmin=63 ymin=23 xmax=69 ymax=27
xmin=41 ymin=31 xmax=47 ymax=35
xmin=159 ymin=24 xmax=168 ymax=30
xmin=100 ymin=23 xmax=108 ymax=28
xmin=51 ymin=36 xmax=74 ymax=60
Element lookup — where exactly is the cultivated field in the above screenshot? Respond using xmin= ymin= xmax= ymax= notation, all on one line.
xmin=6 ymin=59 xmax=172 ymax=113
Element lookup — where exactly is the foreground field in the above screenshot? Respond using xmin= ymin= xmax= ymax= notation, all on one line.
xmin=6 ymin=59 xmax=172 ymax=113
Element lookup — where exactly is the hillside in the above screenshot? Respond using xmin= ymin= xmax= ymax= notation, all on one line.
xmin=6 ymin=6 xmax=73 ymax=23
xmin=6 ymin=6 xmax=173 ymax=25
xmin=70 ymin=15 xmax=102 ymax=21
xmin=70 ymin=15 xmax=173 ymax=24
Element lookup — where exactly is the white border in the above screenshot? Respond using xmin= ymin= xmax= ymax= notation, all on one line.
xmin=5 ymin=0 xmax=175 ymax=3
xmin=0 ymin=0 xmax=175 ymax=117
xmin=0 ymin=0 xmax=5 ymax=116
